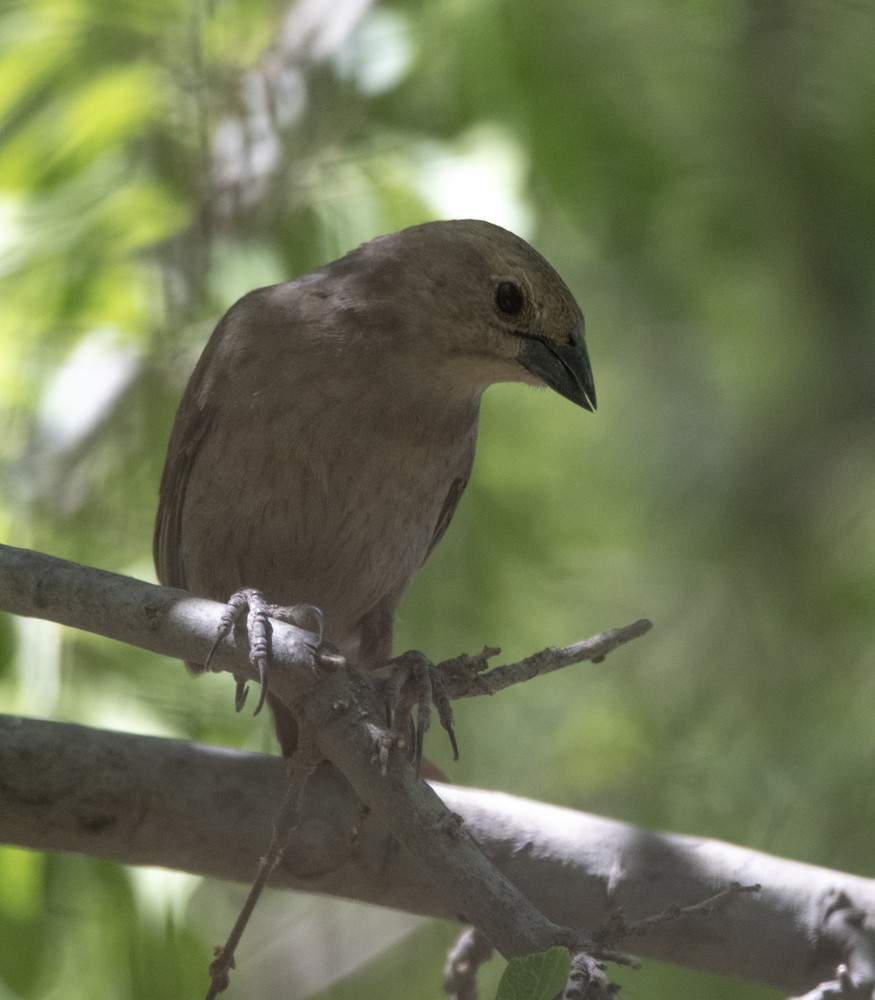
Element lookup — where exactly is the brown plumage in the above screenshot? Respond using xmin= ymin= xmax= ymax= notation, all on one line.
xmin=154 ymin=219 xmax=595 ymax=754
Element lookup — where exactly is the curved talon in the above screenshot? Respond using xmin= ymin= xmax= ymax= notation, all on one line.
xmin=205 ymin=635 xmax=222 ymax=670
xmin=205 ymin=607 xmax=239 ymax=669
xmin=244 ymin=594 xmax=272 ymax=717
xmin=253 ymin=654 xmax=269 ymax=716
xmin=208 ymin=589 xmax=325 ymax=720
xmin=415 ymin=724 xmax=425 ymax=772
xmin=431 ymin=674 xmax=459 ymax=761
xmin=305 ymin=605 xmax=326 ymax=646
xmin=412 ymin=658 xmax=433 ymax=774
xmin=444 ymin=721 xmax=459 ymax=762
xmin=384 ymin=651 xmax=461 ymax=772
xmin=267 ymin=603 xmax=325 ymax=647
xmin=235 ymin=679 xmax=249 ymax=712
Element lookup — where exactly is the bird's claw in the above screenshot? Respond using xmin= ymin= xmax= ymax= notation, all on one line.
xmin=385 ymin=650 xmax=458 ymax=773
xmin=204 ymin=589 xmax=324 ymax=717
xmin=269 ymin=602 xmax=325 ymax=647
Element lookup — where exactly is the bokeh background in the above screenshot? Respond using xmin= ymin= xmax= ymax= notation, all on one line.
xmin=1 ymin=0 xmax=874 ymax=997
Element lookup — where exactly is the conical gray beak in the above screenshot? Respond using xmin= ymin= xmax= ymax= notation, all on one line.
xmin=518 ymin=321 xmax=596 ymax=411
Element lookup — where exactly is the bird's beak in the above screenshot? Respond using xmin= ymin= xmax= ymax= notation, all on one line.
xmin=518 ymin=320 xmax=597 ymax=412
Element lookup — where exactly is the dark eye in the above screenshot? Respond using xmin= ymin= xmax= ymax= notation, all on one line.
xmin=495 ymin=281 xmax=525 ymax=316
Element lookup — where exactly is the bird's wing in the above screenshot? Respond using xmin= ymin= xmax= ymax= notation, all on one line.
xmin=152 ymin=346 xmax=217 ymax=592
xmin=153 ymin=299 xmax=251 ymax=592
xmin=422 ymin=474 xmax=469 ymax=566
xmin=153 ymin=402 xmax=210 ymax=590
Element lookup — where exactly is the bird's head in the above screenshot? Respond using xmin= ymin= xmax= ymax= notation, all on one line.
xmin=353 ymin=219 xmax=596 ymax=413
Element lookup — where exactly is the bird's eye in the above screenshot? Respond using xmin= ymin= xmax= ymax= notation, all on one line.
xmin=495 ymin=281 xmax=525 ymax=316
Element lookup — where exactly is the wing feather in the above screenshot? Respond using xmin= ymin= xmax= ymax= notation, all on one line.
xmin=423 ymin=475 xmax=468 ymax=566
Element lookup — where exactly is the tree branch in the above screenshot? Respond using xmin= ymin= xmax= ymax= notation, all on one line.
xmin=0 ymin=544 xmax=649 ymax=700
xmin=420 ymin=618 xmax=652 ymax=702
xmin=3 ymin=544 xmax=873 ymax=996
xmin=0 ymin=544 xmax=642 ymax=962
xmin=1 ymin=714 xmax=874 ymax=996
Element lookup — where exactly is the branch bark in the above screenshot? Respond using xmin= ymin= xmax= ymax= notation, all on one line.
xmin=0 ymin=543 xmax=646 ymax=963
xmin=1 ymin=714 xmax=874 ymax=996
xmin=2 ymin=543 xmax=874 ymax=996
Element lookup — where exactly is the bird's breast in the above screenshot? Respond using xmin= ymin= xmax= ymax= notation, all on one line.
xmin=180 ymin=394 xmax=476 ymax=648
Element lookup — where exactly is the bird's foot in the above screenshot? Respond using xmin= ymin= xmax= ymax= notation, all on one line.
xmin=204 ymin=588 xmax=324 ymax=716
xmin=383 ymin=650 xmax=459 ymax=773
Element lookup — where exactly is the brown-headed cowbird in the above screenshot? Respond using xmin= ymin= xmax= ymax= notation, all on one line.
xmin=154 ymin=219 xmax=595 ymax=755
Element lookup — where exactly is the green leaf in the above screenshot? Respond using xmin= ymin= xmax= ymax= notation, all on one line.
xmin=495 ymin=947 xmax=571 ymax=1000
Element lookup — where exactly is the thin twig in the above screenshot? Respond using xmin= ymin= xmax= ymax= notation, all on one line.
xmin=620 ymin=881 xmax=761 ymax=939
xmin=438 ymin=620 xmax=652 ymax=699
xmin=593 ymin=881 xmax=761 ymax=962
xmin=203 ymin=747 xmax=320 ymax=999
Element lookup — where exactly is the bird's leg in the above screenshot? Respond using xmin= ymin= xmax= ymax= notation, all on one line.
xmin=205 ymin=588 xmax=324 ymax=715
xmin=384 ymin=650 xmax=459 ymax=772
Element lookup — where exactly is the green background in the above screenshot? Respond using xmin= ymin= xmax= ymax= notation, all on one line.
xmin=1 ymin=0 xmax=873 ymax=996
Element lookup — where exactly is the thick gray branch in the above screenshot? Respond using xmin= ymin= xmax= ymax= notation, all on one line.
xmin=0 ymin=543 xmax=318 ymax=677
xmin=3 ymin=544 xmax=872 ymax=995
xmin=0 ymin=544 xmax=647 ymax=699
xmin=1 ymin=715 xmax=874 ymax=996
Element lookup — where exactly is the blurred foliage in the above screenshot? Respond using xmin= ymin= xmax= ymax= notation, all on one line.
xmin=1 ymin=0 xmax=874 ymax=997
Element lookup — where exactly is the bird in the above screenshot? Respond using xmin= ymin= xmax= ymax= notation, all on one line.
xmin=153 ymin=219 xmax=596 ymax=758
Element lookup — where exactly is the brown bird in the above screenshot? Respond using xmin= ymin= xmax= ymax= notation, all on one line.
xmin=154 ymin=219 xmax=595 ymax=757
